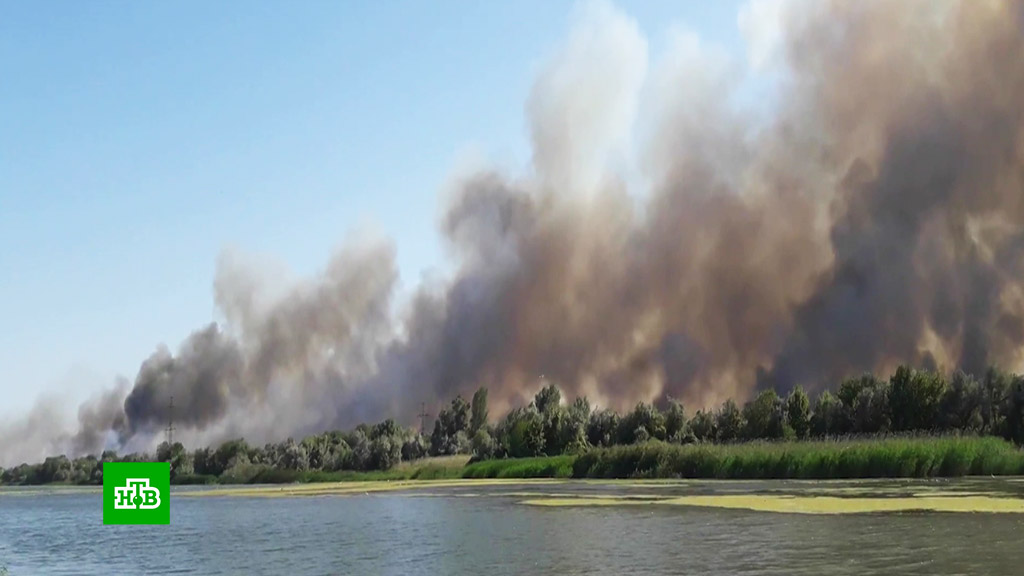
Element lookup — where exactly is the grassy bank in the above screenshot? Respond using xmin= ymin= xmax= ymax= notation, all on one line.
xmin=172 ymin=437 xmax=1024 ymax=485
xmin=171 ymin=455 xmax=470 ymax=485
xmin=462 ymin=455 xmax=575 ymax=478
xmin=183 ymin=455 xmax=573 ymax=484
xmin=573 ymin=436 xmax=1024 ymax=479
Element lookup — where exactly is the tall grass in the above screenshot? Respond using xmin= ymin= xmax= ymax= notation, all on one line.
xmin=185 ymin=437 xmax=1024 ymax=484
xmin=462 ymin=455 xmax=575 ymax=478
xmin=186 ymin=455 xmax=471 ymax=485
xmin=572 ymin=436 xmax=1024 ymax=479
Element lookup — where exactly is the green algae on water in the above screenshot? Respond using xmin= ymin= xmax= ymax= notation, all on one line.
xmin=519 ymin=493 xmax=1024 ymax=514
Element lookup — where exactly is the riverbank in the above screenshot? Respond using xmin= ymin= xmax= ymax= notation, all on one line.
xmin=173 ymin=454 xmax=472 ymax=485
xmin=7 ymin=437 xmax=1024 ymax=488
xmin=185 ymin=436 xmax=1024 ymax=485
xmin=571 ymin=436 xmax=1024 ymax=479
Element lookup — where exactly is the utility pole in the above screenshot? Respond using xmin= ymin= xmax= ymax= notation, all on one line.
xmin=418 ymin=402 xmax=430 ymax=436
xmin=165 ymin=395 xmax=176 ymax=449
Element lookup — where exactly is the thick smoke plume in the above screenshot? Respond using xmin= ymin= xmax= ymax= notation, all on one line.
xmin=4 ymin=0 xmax=1024 ymax=464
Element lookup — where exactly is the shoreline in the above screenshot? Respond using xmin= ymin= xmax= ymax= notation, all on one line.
xmin=5 ymin=436 xmax=1024 ymax=489
xmin=8 ymin=476 xmax=1024 ymax=516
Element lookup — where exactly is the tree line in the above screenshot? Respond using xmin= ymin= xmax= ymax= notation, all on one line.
xmin=2 ymin=364 xmax=1023 ymax=485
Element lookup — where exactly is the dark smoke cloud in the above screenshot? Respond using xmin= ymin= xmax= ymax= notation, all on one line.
xmin=120 ymin=324 xmax=243 ymax=439
xmin=3 ymin=0 xmax=1024 ymax=464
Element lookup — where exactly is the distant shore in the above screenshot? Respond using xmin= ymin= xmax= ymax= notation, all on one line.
xmin=20 ymin=436 xmax=1024 ymax=489
xmin=5 ymin=436 xmax=1024 ymax=489
xmin=217 ymin=436 xmax=1024 ymax=484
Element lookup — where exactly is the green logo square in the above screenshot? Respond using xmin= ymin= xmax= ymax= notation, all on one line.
xmin=102 ymin=462 xmax=170 ymax=525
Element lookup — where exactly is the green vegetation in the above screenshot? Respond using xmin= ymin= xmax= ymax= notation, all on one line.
xmin=4 ymin=363 xmax=1024 ymax=486
xmin=571 ymin=436 xmax=1024 ymax=479
xmin=520 ymin=493 xmax=1024 ymax=514
xmin=462 ymin=455 xmax=575 ymax=478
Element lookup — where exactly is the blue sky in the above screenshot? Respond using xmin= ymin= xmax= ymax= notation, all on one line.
xmin=0 ymin=1 xmax=753 ymax=415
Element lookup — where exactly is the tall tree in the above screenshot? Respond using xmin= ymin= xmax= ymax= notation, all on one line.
xmin=470 ymin=387 xmax=489 ymax=434
xmin=716 ymin=400 xmax=744 ymax=442
xmin=743 ymin=390 xmax=784 ymax=439
xmin=981 ymin=366 xmax=1011 ymax=435
xmin=940 ymin=371 xmax=983 ymax=431
xmin=663 ymin=399 xmax=687 ymax=442
xmin=1007 ymin=376 xmax=1024 ymax=445
xmin=786 ymin=387 xmax=811 ymax=439
xmin=690 ymin=410 xmax=717 ymax=442
xmin=534 ymin=384 xmax=561 ymax=414
xmin=586 ymin=409 xmax=619 ymax=447
xmin=889 ymin=366 xmax=948 ymax=431
xmin=450 ymin=396 xmax=471 ymax=435
xmin=810 ymin=391 xmax=839 ymax=437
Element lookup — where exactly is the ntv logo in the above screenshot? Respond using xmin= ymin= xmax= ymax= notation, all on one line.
xmin=114 ymin=478 xmax=162 ymax=510
xmin=103 ymin=462 xmax=170 ymax=525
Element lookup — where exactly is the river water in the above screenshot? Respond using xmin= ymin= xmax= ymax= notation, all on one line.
xmin=2 ymin=479 xmax=1023 ymax=575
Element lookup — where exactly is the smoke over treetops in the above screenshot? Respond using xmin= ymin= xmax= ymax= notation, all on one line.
xmin=3 ymin=0 xmax=1024 ymax=465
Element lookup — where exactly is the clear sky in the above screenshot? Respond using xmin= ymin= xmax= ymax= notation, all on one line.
xmin=0 ymin=1 xmax=753 ymax=416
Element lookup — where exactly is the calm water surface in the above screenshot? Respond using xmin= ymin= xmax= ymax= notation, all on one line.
xmin=2 ymin=480 xmax=1023 ymax=575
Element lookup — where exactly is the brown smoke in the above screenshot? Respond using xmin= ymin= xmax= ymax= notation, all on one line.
xmin=3 ymin=0 xmax=1024 ymax=464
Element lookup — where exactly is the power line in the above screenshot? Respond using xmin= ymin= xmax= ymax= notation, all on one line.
xmin=418 ymin=402 xmax=430 ymax=436
xmin=165 ymin=395 xmax=176 ymax=450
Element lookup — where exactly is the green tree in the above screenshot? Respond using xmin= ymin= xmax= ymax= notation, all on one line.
xmin=889 ymin=366 xmax=948 ymax=431
xmin=503 ymin=406 xmax=545 ymax=457
xmin=981 ymin=366 xmax=1011 ymax=435
xmin=192 ymin=448 xmax=211 ymax=475
xmin=690 ymin=410 xmax=717 ymax=442
xmin=276 ymin=438 xmax=310 ymax=471
xmin=172 ymin=450 xmax=194 ymax=478
xmin=559 ymin=397 xmax=591 ymax=453
xmin=71 ymin=456 xmax=100 ymax=485
xmin=542 ymin=405 xmax=569 ymax=455
xmin=810 ymin=391 xmax=839 ymax=436
xmin=471 ymin=428 xmax=496 ymax=459
xmin=534 ymin=384 xmax=562 ymax=415
xmin=324 ymin=435 xmax=352 ymax=471
xmin=470 ymin=387 xmax=489 ymax=434
xmin=569 ymin=397 xmax=591 ymax=422
xmin=157 ymin=442 xmax=192 ymax=479
xmin=716 ymin=399 xmax=744 ymax=442
xmin=1006 ymin=375 xmax=1024 ymax=445
xmin=301 ymin=434 xmax=331 ymax=470
xmin=400 ymin=435 xmax=427 ymax=462
xmin=617 ymin=402 xmax=666 ymax=444
xmin=210 ymin=439 xmax=250 ymax=476
xmin=940 ymin=371 xmax=983 ymax=431
xmin=450 ymin=396 xmax=471 ymax=435
xmin=786 ymin=387 xmax=811 ymax=439
xmin=663 ymin=399 xmax=688 ymax=442
xmin=370 ymin=435 xmax=401 ymax=470
xmin=586 ymin=409 xmax=619 ymax=447
xmin=430 ymin=395 xmax=473 ymax=455
xmin=347 ymin=430 xmax=372 ymax=470
xmin=430 ymin=410 xmax=451 ymax=456
xmin=37 ymin=455 xmax=72 ymax=484
xmin=836 ymin=374 xmax=890 ymax=434
xmin=372 ymin=419 xmax=400 ymax=440
xmin=156 ymin=441 xmax=173 ymax=463
xmin=743 ymin=390 xmax=784 ymax=440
